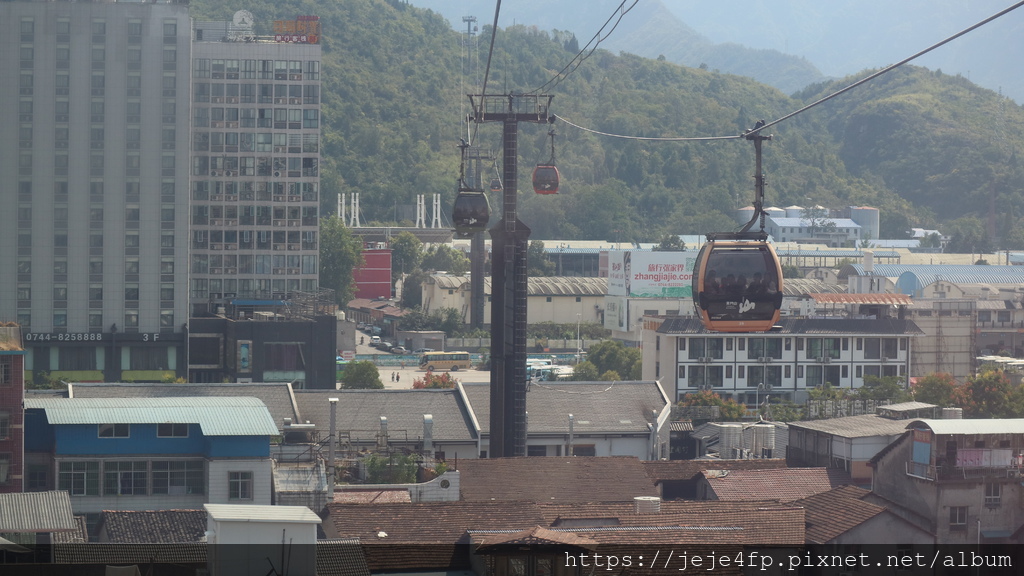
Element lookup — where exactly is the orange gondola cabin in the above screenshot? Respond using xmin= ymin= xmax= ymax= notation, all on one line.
xmin=532 ymin=165 xmax=560 ymax=194
xmin=691 ymin=238 xmax=783 ymax=333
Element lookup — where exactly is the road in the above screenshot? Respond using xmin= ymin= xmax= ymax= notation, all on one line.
xmin=351 ymin=340 xmax=489 ymax=389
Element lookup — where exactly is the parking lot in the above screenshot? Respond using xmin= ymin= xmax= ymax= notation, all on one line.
xmin=350 ymin=337 xmax=488 ymax=389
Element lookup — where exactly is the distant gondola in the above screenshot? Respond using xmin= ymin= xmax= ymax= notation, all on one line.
xmin=452 ymin=190 xmax=490 ymax=236
xmin=532 ymin=165 xmax=560 ymax=194
xmin=489 ymin=178 xmax=503 ymax=193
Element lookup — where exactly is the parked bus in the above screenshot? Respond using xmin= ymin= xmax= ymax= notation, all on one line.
xmin=419 ymin=351 xmax=472 ymax=372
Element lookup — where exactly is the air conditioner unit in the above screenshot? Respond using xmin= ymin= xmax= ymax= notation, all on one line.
xmin=699 ymin=357 xmax=713 ymax=363
xmin=817 ymin=357 xmax=831 ymax=364
xmin=758 ymin=357 xmax=772 ymax=363
xmin=273 ymin=171 xmax=282 ymax=177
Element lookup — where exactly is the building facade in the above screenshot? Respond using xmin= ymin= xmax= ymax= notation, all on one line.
xmin=23 ymin=396 xmax=277 ymax=535
xmin=646 ymin=317 xmax=923 ymax=403
xmin=0 ymin=0 xmax=192 ymax=383
xmin=189 ymin=14 xmax=322 ymax=315
xmin=0 ymin=325 xmax=26 ymax=493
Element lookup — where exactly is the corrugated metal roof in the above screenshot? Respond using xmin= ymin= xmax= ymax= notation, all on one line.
xmin=0 ymin=490 xmax=78 ymax=532
xmin=908 ymin=418 xmax=1024 ymax=435
xmin=205 ymin=503 xmax=321 ymax=523
xmin=808 ymin=293 xmax=913 ymax=305
xmin=25 ymin=396 xmax=278 ymax=436
xmin=783 ymin=279 xmax=846 ymax=296
xmin=657 ymin=317 xmax=924 ymax=336
xmin=770 ymin=217 xmax=861 ymax=228
xmin=780 ymin=249 xmax=901 ymax=258
xmin=428 ymin=275 xmax=607 ymax=296
xmin=844 ymin=263 xmax=1024 ymax=280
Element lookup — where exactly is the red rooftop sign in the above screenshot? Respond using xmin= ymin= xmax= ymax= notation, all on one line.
xmin=273 ymin=16 xmax=320 ymax=44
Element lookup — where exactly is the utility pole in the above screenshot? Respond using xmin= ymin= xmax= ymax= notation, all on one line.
xmin=469 ymin=93 xmax=554 ymax=458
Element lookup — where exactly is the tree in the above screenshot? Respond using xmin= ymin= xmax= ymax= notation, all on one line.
xmin=527 ymin=241 xmax=556 ymax=277
xmin=421 ymin=245 xmax=470 ymax=275
xmin=782 ymin=263 xmax=802 ymax=278
xmin=586 ymin=340 xmax=641 ymax=380
xmin=960 ymin=369 xmax=1024 ymax=418
xmin=676 ymin=390 xmax=746 ymax=421
xmin=319 ymin=216 xmax=364 ymax=305
xmin=653 ymin=233 xmax=686 ymax=251
xmin=802 ymin=205 xmax=837 ymax=237
xmin=571 ymin=361 xmax=599 ymax=381
xmin=854 ymin=375 xmax=911 ymax=403
xmin=911 ymin=372 xmax=958 ymax=406
xmin=412 ymin=370 xmax=458 ymax=389
xmin=340 ymin=361 xmax=383 ymax=389
xmin=363 ymin=453 xmax=418 ymax=484
xmin=390 ymin=231 xmax=423 ymax=280
xmin=399 ymin=268 xmax=429 ymax=308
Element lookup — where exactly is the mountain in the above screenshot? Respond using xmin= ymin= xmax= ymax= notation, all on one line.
xmin=412 ymin=0 xmax=1024 ymax=103
xmin=190 ymin=0 xmax=1024 ymax=251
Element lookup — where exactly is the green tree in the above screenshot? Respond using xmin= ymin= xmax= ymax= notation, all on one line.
xmin=782 ymin=263 xmax=802 ymax=278
xmin=340 ymin=361 xmax=383 ymax=389
xmin=390 ymin=231 xmax=423 ymax=279
xmin=319 ymin=216 xmax=364 ymax=305
xmin=586 ymin=340 xmax=641 ymax=380
xmin=599 ymin=370 xmax=622 ymax=381
xmin=363 ymin=453 xmax=418 ymax=484
xmin=527 ymin=241 xmax=556 ymax=277
xmin=399 ymin=268 xmax=429 ymax=309
xmin=764 ymin=399 xmax=804 ymax=422
xmin=421 ymin=245 xmax=470 ymax=275
xmin=807 ymin=383 xmax=849 ymax=401
xmin=854 ymin=375 xmax=911 ymax=403
xmin=653 ymin=233 xmax=687 ymax=251
xmin=802 ymin=206 xmax=837 ymax=237
xmin=961 ymin=369 xmax=1024 ymax=418
xmin=571 ymin=361 xmax=599 ymax=381
xmin=911 ymin=372 xmax=958 ymax=406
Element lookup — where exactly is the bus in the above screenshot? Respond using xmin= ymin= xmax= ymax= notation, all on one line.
xmin=419 ymin=351 xmax=472 ymax=372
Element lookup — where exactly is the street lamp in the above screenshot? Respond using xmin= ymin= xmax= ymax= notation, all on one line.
xmin=576 ymin=313 xmax=581 ymax=364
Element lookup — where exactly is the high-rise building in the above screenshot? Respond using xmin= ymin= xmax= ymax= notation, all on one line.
xmin=189 ymin=13 xmax=322 ymax=314
xmin=0 ymin=1 xmax=192 ymax=383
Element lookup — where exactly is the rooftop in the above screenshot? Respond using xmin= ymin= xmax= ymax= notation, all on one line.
xmin=907 ymin=418 xmax=1024 ymax=435
xmin=701 ymin=467 xmax=852 ymax=502
xmin=205 ymin=504 xmax=321 ymax=524
xmin=0 ymin=491 xmax=78 ymax=533
xmin=658 ymin=317 xmax=924 ymax=336
xmin=98 ymin=510 xmax=206 ymax=543
xmin=788 ymin=413 xmax=918 ymax=438
xmin=455 ymin=456 xmax=659 ymax=502
xmin=793 ymin=485 xmax=886 ymax=544
xmin=25 ymin=396 xmax=279 ymax=436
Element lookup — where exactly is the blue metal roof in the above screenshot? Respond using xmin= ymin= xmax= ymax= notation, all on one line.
xmin=25 ymin=396 xmax=279 ymax=436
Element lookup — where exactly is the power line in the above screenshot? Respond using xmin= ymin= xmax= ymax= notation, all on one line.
xmin=556 ymin=0 xmax=1024 ymax=142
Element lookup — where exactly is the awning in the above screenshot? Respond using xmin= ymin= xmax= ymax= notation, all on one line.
xmin=807 ymin=293 xmax=913 ymax=306
xmin=982 ymin=530 xmax=1012 ymax=539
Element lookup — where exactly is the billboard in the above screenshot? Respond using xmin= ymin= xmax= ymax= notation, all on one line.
xmin=607 ymin=250 xmax=698 ymax=298
xmin=604 ymin=296 xmax=629 ymax=332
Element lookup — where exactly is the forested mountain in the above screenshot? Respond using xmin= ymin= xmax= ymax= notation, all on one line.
xmin=192 ymin=0 xmax=1024 ymax=250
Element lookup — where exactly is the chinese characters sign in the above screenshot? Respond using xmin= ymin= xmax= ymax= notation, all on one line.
xmin=273 ymin=16 xmax=320 ymax=44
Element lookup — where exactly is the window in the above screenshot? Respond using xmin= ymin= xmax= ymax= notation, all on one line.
xmin=104 ymin=461 xmax=147 ymax=495
xmin=985 ymin=483 xmax=1001 ymax=506
xmin=0 ymin=412 xmax=9 ymax=440
xmin=0 ymin=454 xmax=10 ymax=486
xmin=60 ymin=347 xmax=96 ymax=371
xmin=152 ymin=461 xmax=204 ymax=495
xmin=131 ymin=347 xmax=168 ymax=371
xmin=527 ymin=445 xmax=547 ymax=457
xmin=98 ymin=424 xmax=129 ymax=438
xmin=572 ymin=445 xmax=596 ymax=457
xmin=229 ymin=471 xmax=253 ymax=500
xmin=59 ymin=461 xmax=100 ymax=496
xmin=27 ymin=465 xmax=47 ymax=491
xmin=949 ymin=506 xmax=968 ymax=531
xmin=158 ymin=423 xmax=188 ymax=438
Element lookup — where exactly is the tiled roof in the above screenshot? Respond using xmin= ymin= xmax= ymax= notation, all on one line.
xmin=657 ymin=317 xmax=924 ymax=336
xmin=537 ymin=501 xmax=805 ymax=545
xmin=52 ymin=516 xmax=88 ymax=544
xmin=471 ymin=526 xmax=597 ymax=548
xmin=0 ymin=491 xmax=78 ymax=533
xmin=98 ymin=510 xmax=206 ymax=543
xmin=642 ymin=458 xmax=788 ymax=483
xmin=52 ymin=543 xmax=206 ymax=565
xmin=788 ymin=414 xmax=920 ymax=438
xmin=316 ymin=539 xmax=372 ymax=576
xmin=333 ymin=490 xmax=412 ymax=504
xmin=701 ymin=467 xmax=852 ymax=502
xmin=292 ymin=389 xmax=476 ymax=442
xmin=460 ymin=380 xmax=669 ymax=434
xmin=793 ymin=485 xmax=886 ymax=544
xmin=25 ymin=396 xmax=279 ymax=436
xmin=455 ymin=456 xmax=659 ymax=502
xmin=69 ymin=383 xmax=299 ymax=431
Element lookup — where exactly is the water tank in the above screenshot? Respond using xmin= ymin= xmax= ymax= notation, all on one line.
xmin=634 ymin=496 xmax=661 ymax=514
xmin=849 ymin=206 xmax=880 ymax=242
xmin=785 ymin=205 xmax=804 ymax=218
xmin=764 ymin=206 xmax=786 ymax=219
xmin=942 ymin=407 xmax=963 ymax=419
xmin=748 ymin=424 xmax=776 ymax=456
xmin=717 ymin=424 xmax=743 ymax=459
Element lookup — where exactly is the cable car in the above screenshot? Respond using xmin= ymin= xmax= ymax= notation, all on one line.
xmin=532 ymin=165 xmax=560 ymax=194
xmin=533 ymin=129 xmax=560 ymax=194
xmin=452 ymin=190 xmax=489 ymax=236
xmin=692 ymin=237 xmax=783 ymax=333
xmin=489 ymin=178 xmax=503 ymax=193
